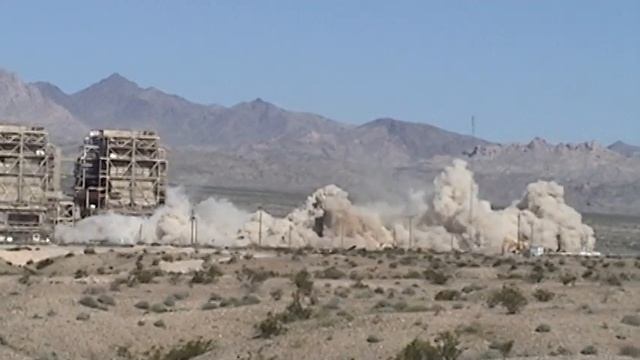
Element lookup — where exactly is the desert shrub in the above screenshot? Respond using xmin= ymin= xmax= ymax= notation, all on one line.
xmin=550 ymin=346 xmax=572 ymax=356
xmin=532 ymin=289 xmax=555 ymax=302
xmin=621 ymin=315 xmax=640 ymax=327
xmin=424 ymin=269 xmax=449 ymax=285
xmin=83 ymin=247 xmax=96 ymax=255
xmin=293 ymin=269 xmax=314 ymax=295
xmin=239 ymin=295 xmax=261 ymax=306
xmin=134 ymin=300 xmax=150 ymax=310
xmin=560 ymin=272 xmax=577 ymax=286
xmin=279 ymin=291 xmax=312 ymax=322
xmin=83 ymin=286 xmax=106 ymax=295
xmin=544 ymin=260 xmax=557 ymax=272
xmin=160 ymin=254 xmax=174 ymax=262
xmin=605 ymin=274 xmax=622 ymax=286
xmin=238 ymin=266 xmax=275 ymax=292
xmin=145 ymin=338 xmax=215 ymax=360
xmin=323 ymin=297 xmax=341 ymax=310
xmin=619 ymin=345 xmax=640 ymax=358
xmin=270 ymin=288 xmax=283 ymax=301
xmin=97 ymin=294 xmax=116 ymax=306
xmin=395 ymin=338 xmax=440 ymax=360
xmin=254 ymin=285 xmax=313 ymax=339
xmin=150 ymin=303 xmax=168 ymax=313
xmin=435 ymin=289 xmax=461 ymax=301
xmin=201 ymin=302 xmax=218 ymax=311
xmin=78 ymin=296 xmax=107 ymax=311
xmin=580 ymin=345 xmax=597 ymax=355
xmin=535 ymin=324 xmax=551 ymax=333
xmin=351 ymin=279 xmax=369 ymax=289
xmin=35 ymin=258 xmax=55 ymax=270
xmin=366 ymin=335 xmax=382 ymax=343
xmin=74 ymin=269 xmax=89 ymax=279
xmin=18 ymin=273 xmax=31 ymax=285
xmin=316 ymin=266 xmax=346 ymax=279
xmin=402 ymin=287 xmax=416 ymax=296
xmin=110 ymin=277 xmax=127 ymax=292
xmin=487 ymin=285 xmax=527 ymax=314
xmin=395 ymin=332 xmax=462 ymax=360
xmin=489 ymin=339 xmax=514 ymax=358
xmin=153 ymin=319 xmax=166 ymax=329
xmin=131 ymin=269 xmax=157 ymax=284
xmin=172 ymin=291 xmax=189 ymax=301
xmin=255 ymin=312 xmax=286 ymax=339
xmin=190 ymin=264 xmax=223 ymax=285
xmin=528 ymin=265 xmax=545 ymax=283
xmin=461 ymin=284 xmax=484 ymax=294
xmin=404 ymin=270 xmax=422 ymax=279
xmin=163 ymin=296 xmax=176 ymax=307
xmin=455 ymin=322 xmax=482 ymax=335
xmin=209 ymin=292 xmax=223 ymax=301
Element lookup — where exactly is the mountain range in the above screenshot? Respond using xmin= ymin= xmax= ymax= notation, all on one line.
xmin=1 ymin=67 xmax=639 ymax=215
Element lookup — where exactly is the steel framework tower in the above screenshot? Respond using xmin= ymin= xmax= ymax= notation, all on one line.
xmin=0 ymin=125 xmax=57 ymax=241
xmin=74 ymin=129 xmax=167 ymax=217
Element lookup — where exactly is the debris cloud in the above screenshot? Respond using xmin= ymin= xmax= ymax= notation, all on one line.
xmin=56 ymin=159 xmax=596 ymax=254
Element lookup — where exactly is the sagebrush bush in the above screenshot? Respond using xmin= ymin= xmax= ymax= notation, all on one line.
xmin=487 ymin=285 xmax=528 ymax=314
xmin=255 ymin=312 xmax=286 ymax=339
xmin=146 ymin=338 xmax=214 ymax=360
xmin=619 ymin=345 xmax=640 ymax=358
xmin=316 ymin=266 xmax=346 ymax=279
xmin=434 ymin=289 xmax=461 ymax=301
xmin=395 ymin=332 xmax=462 ymax=360
xmin=532 ymin=289 xmax=555 ymax=302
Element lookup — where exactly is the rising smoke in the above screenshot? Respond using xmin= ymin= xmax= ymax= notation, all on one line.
xmin=55 ymin=159 xmax=596 ymax=254
xmin=55 ymin=188 xmax=250 ymax=246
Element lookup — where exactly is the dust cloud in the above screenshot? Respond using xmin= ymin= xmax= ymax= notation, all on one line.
xmin=55 ymin=159 xmax=596 ymax=254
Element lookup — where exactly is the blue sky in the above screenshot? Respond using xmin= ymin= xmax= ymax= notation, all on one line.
xmin=0 ymin=1 xmax=638 ymax=144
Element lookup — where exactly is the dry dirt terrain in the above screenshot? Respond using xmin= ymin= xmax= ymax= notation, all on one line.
xmin=0 ymin=245 xmax=638 ymax=360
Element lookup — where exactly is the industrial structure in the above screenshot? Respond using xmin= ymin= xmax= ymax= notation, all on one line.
xmin=73 ymin=129 xmax=167 ymax=217
xmin=0 ymin=124 xmax=74 ymax=242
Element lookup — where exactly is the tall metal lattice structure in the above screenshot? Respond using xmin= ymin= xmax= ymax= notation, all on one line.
xmin=74 ymin=129 xmax=167 ymax=217
xmin=0 ymin=124 xmax=57 ymax=241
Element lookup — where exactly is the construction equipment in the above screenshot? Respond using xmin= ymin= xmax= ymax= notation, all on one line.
xmin=74 ymin=129 xmax=167 ymax=217
xmin=0 ymin=124 xmax=66 ymax=242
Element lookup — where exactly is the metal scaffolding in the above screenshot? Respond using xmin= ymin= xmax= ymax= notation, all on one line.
xmin=74 ymin=129 xmax=167 ymax=217
xmin=0 ymin=124 xmax=57 ymax=242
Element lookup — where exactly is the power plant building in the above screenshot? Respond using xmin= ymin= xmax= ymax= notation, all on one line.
xmin=74 ymin=129 xmax=167 ymax=217
xmin=0 ymin=125 xmax=62 ymax=241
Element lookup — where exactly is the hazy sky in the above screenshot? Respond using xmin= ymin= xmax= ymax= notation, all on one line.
xmin=1 ymin=1 xmax=638 ymax=144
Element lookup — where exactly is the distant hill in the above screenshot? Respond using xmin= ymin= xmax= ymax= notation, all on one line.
xmin=2 ymin=67 xmax=640 ymax=215
xmin=33 ymin=74 xmax=348 ymax=148
xmin=608 ymin=141 xmax=640 ymax=157
xmin=0 ymin=69 xmax=87 ymax=144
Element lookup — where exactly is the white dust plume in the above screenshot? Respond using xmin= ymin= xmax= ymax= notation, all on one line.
xmin=55 ymin=188 xmax=250 ymax=246
xmin=238 ymin=159 xmax=596 ymax=253
xmin=56 ymin=159 xmax=596 ymax=254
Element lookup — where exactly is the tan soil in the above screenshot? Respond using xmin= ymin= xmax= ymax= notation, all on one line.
xmin=0 ymin=246 xmax=638 ymax=360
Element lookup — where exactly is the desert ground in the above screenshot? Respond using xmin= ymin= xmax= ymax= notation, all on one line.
xmin=0 ymin=243 xmax=638 ymax=360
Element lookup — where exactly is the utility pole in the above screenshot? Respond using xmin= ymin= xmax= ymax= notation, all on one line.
xmin=392 ymin=227 xmax=397 ymax=248
xmin=190 ymin=208 xmax=197 ymax=246
xmin=517 ymin=212 xmax=522 ymax=249
xmin=288 ymin=224 xmax=293 ymax=248
xmin=451 ymin=233 xmax=455 ymax=251
xmin=468 ymin=116 xmax=476 ymax=246
xmin=407 ymin=215 xmax=413 ymax=249
xmin=469 ymin=115 xmax=476 ymax=223
xmin=258 ymin=205 xmax=263 ymax=247
xmin=340 ymin=219 xmax=344 ymax=249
